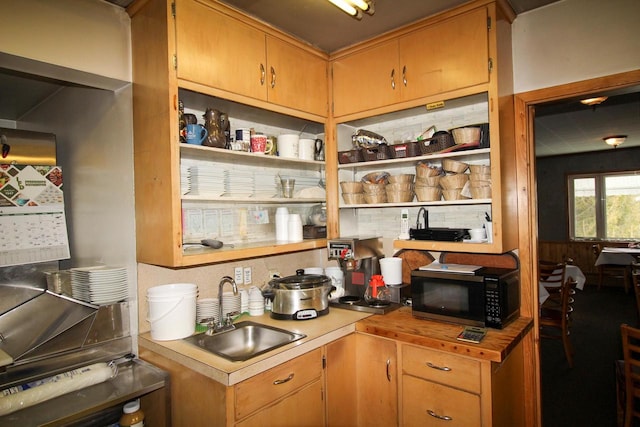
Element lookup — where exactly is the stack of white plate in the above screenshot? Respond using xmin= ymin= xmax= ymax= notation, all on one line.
xmin=190 ymin=165 xmax=225 ymax=196
xmin=70 ymin=266 xmax=128 ymax=305
xmin=240 ymin=289 xmax=249 ymax=313
xmin=196 ymin=297 xmax=219 ymax=326
xmin=180 ymin=163 xmax=191 ymax=195
xmin=221 ymin=291 xmax=241 ymax=318
xmin=254 ymin=172 xmax=277 ymax=198
xmin=224 ymin=170 xmax=254 ymax=197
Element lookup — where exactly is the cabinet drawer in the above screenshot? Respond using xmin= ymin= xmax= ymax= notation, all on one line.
xmin=403 ymin=375 xmax=481 ymax=427
xmin=402 ymin=344 xmax=480 ymax=393
xmin=234 ymin=348 xmax=323 ymax=420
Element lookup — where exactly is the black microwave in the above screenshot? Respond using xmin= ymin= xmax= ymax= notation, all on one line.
xmin=410 ymin=267 xmax=520 ymax=329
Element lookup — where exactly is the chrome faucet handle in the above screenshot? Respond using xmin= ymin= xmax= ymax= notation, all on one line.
xmin=225 ymin=311 xmax=240 ymax=326
xmin=200 ymin=317 xmax=217 ymax=335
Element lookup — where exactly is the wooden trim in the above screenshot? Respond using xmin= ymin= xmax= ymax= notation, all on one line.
xmin=514 ymin=68 xmax=640 ymax=427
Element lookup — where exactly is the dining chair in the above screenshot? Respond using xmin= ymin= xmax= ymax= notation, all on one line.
xmin=539 ymin=260 xmax=567 ymax=308
xmin=539 ymin=275 xmax=575 ymax=368
xmin=632 ymin=262 xmax=640 ymax=322
xmin=618 ymin=323 xmax=640 ymax=427
xmin=593 ymin=244 xmax=631 ymax=292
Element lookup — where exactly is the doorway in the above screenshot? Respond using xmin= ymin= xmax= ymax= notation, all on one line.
xmin=514 ymin=69 xmax=640 ymax=427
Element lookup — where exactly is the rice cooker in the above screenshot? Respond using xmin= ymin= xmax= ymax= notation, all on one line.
xmin=262 ymin=270 xmax=334 ymax=320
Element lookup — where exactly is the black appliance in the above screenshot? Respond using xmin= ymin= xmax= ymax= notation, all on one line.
xmin=410 ymin=266 xmax=520 ymax=329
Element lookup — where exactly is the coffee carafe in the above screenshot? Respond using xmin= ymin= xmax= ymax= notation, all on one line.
xmin=202 ymin=108 xmax=227 ymax=148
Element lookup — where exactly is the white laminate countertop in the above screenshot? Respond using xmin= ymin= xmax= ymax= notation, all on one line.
xmin=138 ymin=308 xmax=372 ymax=386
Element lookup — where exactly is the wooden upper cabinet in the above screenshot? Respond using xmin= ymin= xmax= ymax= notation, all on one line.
xmin=332 ymin=40 xmax=401 ymax=117
xmin=266 ymin=36 xmax=328 ymax=117
xmin=399 ymin=7 xmax=489 ymax=99
xmin=176 ymin=0 xmax=267 ymax=101
xmin=332 ymin=6 xmax=490 ymax=118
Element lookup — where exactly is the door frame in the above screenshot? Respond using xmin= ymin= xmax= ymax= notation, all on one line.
xmin=514 ymin=69 xmax=640 ymax=427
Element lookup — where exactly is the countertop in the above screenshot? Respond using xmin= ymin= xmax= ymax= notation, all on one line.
xmin=139 ymin=307 xmax=533 ymax=387
xmin=357 ymin=307 xmax=533 ymax=363
xmin=138 ymin=308 xmax=372 ymax=386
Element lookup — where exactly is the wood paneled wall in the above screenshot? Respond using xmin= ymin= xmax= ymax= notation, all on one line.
xmin=538 ymin=240 xmax=631 ymax=276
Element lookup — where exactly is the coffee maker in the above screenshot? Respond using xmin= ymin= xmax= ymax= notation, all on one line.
xmin=327 ymin=237 xmax=401 ymax=314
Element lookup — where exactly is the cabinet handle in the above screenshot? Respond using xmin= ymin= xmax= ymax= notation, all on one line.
xmin=270 ymin=66 xmax=276 ymax=88
xmin=402 ymin=65 xmax=407 ymax=86
xmin=260 ymin=63 xmax=265 ymax=86
xmin=386 ymin=359 xmax=391 ymax=382
xmin=390 ymin=69 xmax=395 ymax=90
xmin=273 ymin=373 xmax=294 ymax=385
xmin=426 ymin=362 xmax=451 ymax=372
xmin=427 ymin=409 xmax=452 ymax=421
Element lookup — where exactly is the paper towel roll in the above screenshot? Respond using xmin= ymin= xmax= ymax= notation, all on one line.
xmin=0 ymin=362 xmax=116 ymax=416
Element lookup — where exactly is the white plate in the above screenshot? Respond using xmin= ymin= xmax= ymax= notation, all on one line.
xmin=463 ymin=238 xmax=488 ymax=243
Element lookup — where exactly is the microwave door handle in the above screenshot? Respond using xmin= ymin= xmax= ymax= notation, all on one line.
xmin=426 ymin=362 xmax=452 ymax=372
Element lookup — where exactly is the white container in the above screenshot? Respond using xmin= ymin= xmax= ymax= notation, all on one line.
xmin=468 ymin=228 xmax=486 ymax=241
xmin=298 ymin=138 xmax=315 ymax=160
xmin=147 ymin=283 xmax=197 ymax=341
xmin=278 ymin=134 xmax=299 ymax=159
xmin=304 ymin=267 xmax=324 ymax=275
xmin=379 ymin=257 xmax=403 ymax=285
xmin=324 ymin=266 xmax=344 ymax=290
xmin=485 ymin=221 xmax=493 ymax=243
xmin=275 ymin=207 xmax=289 ymax=242
xmin=287 ymin=213 xmax=303 ymax=242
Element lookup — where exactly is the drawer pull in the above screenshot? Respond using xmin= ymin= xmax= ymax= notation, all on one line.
xmin=402 ymin=65 xmax=407 ymax=86
xmin=273 ymin=373 xmax=294 ymax=385
xmin=390 ymin=69 xmax=396 ymax=90
xmin=260 ymin=63 xmax=265 ymax=86
xmin=427 ymin=409 xmax=452 ymax=421
xmin=426 ymin=362 xmax=451 ymax=372
xmin=386 ymin=359 xmax=391 ymax=382
xmin=270 ymin=66 xmax=276 ymax=88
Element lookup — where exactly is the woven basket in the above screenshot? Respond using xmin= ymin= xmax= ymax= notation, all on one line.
xmin=415 ymin=163 xmax=441 ymax=179
xmin=386 ymin=190 xmax=415 ymax=203
xmin=469 ymin=179 xmax=491 ymax=187
xmin=386 ymin=182 xmax=415 ymax=192
xmin=451 ymin=127 xmax=481 ymax=145
xmin=362 ymin=182 xmax=387 ymax=194
xmin=415 ymin=186 xmax=442 ymax=202
xmin=416 ymin=175 xmax=441 ymax=187
xmin=338 ymin=148 xmax=364 ymax=164
xmin=469 ymin=173 xmax=491 ymax=182
xmin=470 ymin=186 xmax=491 ymax=199
xmin=440 ymin=173 xmax=469 ymax=190
xmin=364 ymin=193 xmax=388 ymax=204
xmin=442 ymin=189 xmax=469 ymax=201
xmin=342 ymin=192 xmax=365 ymax=204
xmin=442 ymin=158 xmax=469 ymax=173
xmin=388 ymin=174 xmax=415 ymax=184
xmin=361 ymin=171 xmax=390 ymax=184
xmin=340 ymin=181 xmax=363 ymax=193
xmin=469 ymin=164 xmax=491 ymax=175
xmin=418 ymin=131 xmax=455 ymax=154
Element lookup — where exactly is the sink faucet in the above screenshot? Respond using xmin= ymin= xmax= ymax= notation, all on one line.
xmin=208 ymin=276 xmax=238 ymax=335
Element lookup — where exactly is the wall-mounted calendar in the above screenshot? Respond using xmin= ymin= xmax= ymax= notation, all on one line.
xmin=0 ymin=164 xmax=70 ymax=266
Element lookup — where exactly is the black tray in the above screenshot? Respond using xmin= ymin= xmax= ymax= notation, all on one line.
xmin=409 ymin=227 xmax=469 ymax=242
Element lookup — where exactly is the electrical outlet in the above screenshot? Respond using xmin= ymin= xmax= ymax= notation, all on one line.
xmin=243 ymin=267 xmax=252 ymax=285
xmin=268 ymin=269 xmax=280 ymax=279
xmin=234 ymin=267 xmax=243 ymax=285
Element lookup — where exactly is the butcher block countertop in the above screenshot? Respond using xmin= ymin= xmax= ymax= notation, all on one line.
xmin=357 ymin=306 xmax=533 ymax=363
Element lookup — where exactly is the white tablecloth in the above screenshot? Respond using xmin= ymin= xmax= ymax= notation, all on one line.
xmin=595 ymin=247 xmax=639 ymax=266
xmin=539 ymin=265 xmax=586 ymax=304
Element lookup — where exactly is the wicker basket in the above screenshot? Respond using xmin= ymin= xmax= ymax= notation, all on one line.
xmin=415 ymin=163 xmax=441 ymax=179
xmin=342 ymin=192 xmax=365 ymax=204
xmin=416 ymin=175 xmax=441 ymax=187
xmin=442 ymin=158 xmax=469 ymax=173
xmin=469 ymin=179 xmax=491 ymax=187
xmin=469 ymin=164 xmax=491 ymax=175
xmin=470 ymin=186 xmax=492 ymax=199
xmin=415 ymin=186 xmax=442 ymax=202
xmin=388 ymin=174 xmax=415 ymax=184
xmin=442 ymin=189 xmax=469 ymax=201
xmin=440 ymin=173 xmax=469 ymax=190
xmin=386 ymin=182 xmax=415 ymax=192
xmin=451 ymin=127 xmax=481 ymax=145
xmin=418 ymin=131 xmax=455 ymax=154
xmin=361 ymin=171 xmax=390 ymax=184
xmin=338 ymin=148 xmax=364 ymax=164
xmin=389 ymin=141 xmax=420 ymax=158
xmin=386 ymin=190 xmax=415 ymax=203
xmin=364 ymin=193 xmax=388 ymax=204
xmin=469 ymin=173 xmax=491 ymax=182
xmin=340 ymin=181 xmax=363 ymax=193
xmin=362 ymin=144 xmax=391 ymax=161
xmin=362 ymin=182 xmax=387 ymax=194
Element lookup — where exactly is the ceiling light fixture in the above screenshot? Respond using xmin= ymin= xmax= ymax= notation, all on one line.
xmin=328 ymin=0 xmax=374 ymax=20
xmin=603 ymin=135 xmax=627 ymax=148
xmin=580 ymin=96 xmax=608 ymax=106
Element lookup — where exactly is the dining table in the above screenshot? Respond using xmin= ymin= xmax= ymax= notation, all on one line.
xmin=595 ymin=246 xmax=640 ymax=266
xmin=539 ymin=265 xmax=587 ymax=304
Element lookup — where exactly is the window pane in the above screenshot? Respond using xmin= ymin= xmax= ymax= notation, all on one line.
xmin=573 ymin=177 xmax=596 ymax=238
xmin=604 ymin=174 xmax=640 ymax=239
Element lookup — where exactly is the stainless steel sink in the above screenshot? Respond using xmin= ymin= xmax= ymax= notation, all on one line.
xmin=183 ymin=321 xmax=306 ymax=362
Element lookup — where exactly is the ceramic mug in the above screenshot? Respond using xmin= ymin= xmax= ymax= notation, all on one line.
xmin=298 ymin=138 xmax=316 ymax=161
xmin=278 ymin=134 xmax=299 ymax=159
xmin=185 ymin=124 xmax=208 ymax=145
xmin=250 ymin=134 xmax=273 ymax=154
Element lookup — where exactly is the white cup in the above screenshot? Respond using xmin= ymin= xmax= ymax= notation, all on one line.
xmin=298 ymin=138 xmax=315 ymax=161
xmin=485 ymin=222 xmax=493 ymax=243
xmin=379 ymin=257 xmax=403 ymax=285
xmin=278 ymin=134 xmax=299 ymax=159
xmin=287 ymin=213 xmax=303 ymax=242
xmin=468 ymin=228 xmax=487 ymax=241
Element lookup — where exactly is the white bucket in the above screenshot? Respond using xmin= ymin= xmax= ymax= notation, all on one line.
xmin=147 ymin=283 xmax=197 ymax=341
xmin=380 ymin=257 xmax=403 ymax=285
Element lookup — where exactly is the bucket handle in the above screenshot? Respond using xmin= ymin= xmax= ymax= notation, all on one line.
xmin=147 ymin=296 xmax=185 ymax=323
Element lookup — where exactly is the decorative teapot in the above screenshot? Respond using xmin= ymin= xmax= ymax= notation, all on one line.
xmin=203 ymin=108 xmax=228 ymax=148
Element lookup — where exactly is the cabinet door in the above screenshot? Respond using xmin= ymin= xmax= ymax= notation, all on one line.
xmin=266 ymin=36 xmax=328 ymax=116
xmin=176 ymin=0 xmax=267 ymax=101
xmin=403 ymin=375 xmax=481 ymax=427
xmin=332 ymin=40 xmax=400 ymax=117
xmin=235 ymin=379 xmax=324 ymax=427
xmin=356 ymin=333 xmax=398 ymax=426
xmin=325 ymin=334 xmax=357 ymax=427
xmin=399 ymin=7 xmax=489 ymax=99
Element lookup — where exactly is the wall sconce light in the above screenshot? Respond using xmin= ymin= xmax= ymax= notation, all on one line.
xmin=328 ymin=0 xmax=374 ymax=20
xmin=603 ymin=135 xmax=627 ymax=148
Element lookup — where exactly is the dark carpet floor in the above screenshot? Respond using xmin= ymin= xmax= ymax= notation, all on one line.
xmin=541 ymin=284 xmax=638 ymax=427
